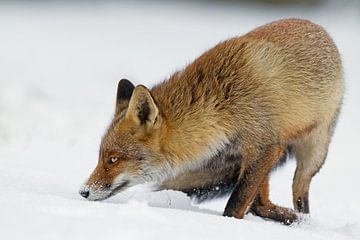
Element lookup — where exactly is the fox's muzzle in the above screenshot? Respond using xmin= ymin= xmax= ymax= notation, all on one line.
xmin=79 ymin=174 xmax=131 ymax=201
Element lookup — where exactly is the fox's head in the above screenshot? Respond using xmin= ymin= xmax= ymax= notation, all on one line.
xmin=79 ymin=79 xmax=168 ymax=201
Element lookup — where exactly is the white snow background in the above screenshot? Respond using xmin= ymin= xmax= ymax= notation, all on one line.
xmin=0 ymin=1 xmax=359 ymax=239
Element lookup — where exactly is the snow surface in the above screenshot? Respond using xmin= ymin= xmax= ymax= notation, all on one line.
xmin=0 ymin=1 xmax=360 ymax=239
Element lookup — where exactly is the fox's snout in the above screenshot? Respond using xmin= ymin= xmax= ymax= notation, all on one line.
xmin=78 ymin=183 xmax=111 ymax=201
xmin=79 ymin=171 xmax=132 ymax=201
xmin=79 ymin=189 xmax=89 ymax=199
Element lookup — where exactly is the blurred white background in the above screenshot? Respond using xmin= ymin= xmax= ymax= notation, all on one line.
xmin=0 ymin=1 xmax=359 ymax=239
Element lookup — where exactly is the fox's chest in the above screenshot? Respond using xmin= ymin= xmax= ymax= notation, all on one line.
xmin=159 ymin=139 xmax=242 ymax=194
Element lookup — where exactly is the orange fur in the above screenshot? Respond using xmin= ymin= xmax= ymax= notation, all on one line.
xmin=81 ymin=19 xmax=344 ymax=223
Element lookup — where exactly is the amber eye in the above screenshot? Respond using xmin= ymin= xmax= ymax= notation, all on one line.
xmin=108 ymin=157 xmax=119 ymax=164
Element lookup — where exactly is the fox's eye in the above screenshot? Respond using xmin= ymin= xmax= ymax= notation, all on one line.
xmin=108 ymin=157 xmax=119 ymax=164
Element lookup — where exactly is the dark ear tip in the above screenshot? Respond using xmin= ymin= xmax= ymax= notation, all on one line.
xmin=117 ymin=79 xmax=135 ymax=100
xmin=118 ymin=79 xmax=134 ymax=88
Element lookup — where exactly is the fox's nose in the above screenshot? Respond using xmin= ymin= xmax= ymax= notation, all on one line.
xmin=79 ymin=190 xmax=89 ymax=198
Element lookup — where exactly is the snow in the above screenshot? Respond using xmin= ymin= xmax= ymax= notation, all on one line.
xmin=0 ymin=1 xmax=360 ymax=239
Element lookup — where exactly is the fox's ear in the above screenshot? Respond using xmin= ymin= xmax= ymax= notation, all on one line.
xmin=115 ymin=79 xmax=135 ymax=115
xmin=126 ymin=85 xmax=159 ymax=127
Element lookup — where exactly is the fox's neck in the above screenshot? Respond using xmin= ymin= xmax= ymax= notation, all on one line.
xmin=152 ymin=73 xmax=231 ymax=172
xmin=161 ymin=119 xmax=230 ymax=171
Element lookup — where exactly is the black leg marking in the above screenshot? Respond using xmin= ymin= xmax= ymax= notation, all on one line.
xmin=223 ymin=185 xmax=240 ymax=217
xmin=296 ymin=193 xmax=309 ymax=214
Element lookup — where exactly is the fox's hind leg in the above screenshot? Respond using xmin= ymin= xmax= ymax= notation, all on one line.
xmin=292 ymin=122 xmax=334 ymax=213
xmin=250 ymin=175 xmax=297 ymax=225
xmin=223 ymin=145 xmax=284 ymax=219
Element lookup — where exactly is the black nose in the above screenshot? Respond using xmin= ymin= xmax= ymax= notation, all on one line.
xmin=80 ymin=190 xmax=89 ymax=198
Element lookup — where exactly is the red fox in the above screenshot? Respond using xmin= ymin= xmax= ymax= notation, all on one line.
xmin=80 ymin=18 xmax=344 ymax=225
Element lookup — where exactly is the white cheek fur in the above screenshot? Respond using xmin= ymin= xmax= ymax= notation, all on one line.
xmin=112 ymin=173 xmax=130 ymax=187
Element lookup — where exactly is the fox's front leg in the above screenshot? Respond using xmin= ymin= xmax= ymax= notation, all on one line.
xmin=223 ymin=145 xmax=284 ymax=219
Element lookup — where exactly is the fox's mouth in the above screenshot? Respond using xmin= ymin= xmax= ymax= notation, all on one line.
xmin=108 ymin=180 xmax=130 ymax=198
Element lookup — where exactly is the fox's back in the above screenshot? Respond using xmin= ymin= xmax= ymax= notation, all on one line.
xmin=152 ymin=18 xmax=343 ymax=143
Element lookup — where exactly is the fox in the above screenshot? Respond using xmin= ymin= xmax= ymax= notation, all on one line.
xmin=79 ymin=18 xmax=344 ymax=225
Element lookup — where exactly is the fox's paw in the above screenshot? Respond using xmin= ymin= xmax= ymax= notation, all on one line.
xmin=250 ymin=202 xmax=298 ymax=225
